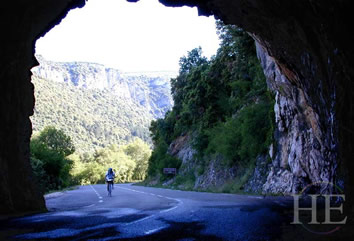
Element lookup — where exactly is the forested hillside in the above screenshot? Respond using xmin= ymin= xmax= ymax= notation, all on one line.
xmin=30 ymin=59 xmax=173 ymax=153
xmin=146 ymin=22 xmax=274 ymax=193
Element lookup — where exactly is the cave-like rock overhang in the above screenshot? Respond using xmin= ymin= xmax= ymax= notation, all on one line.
xmin=0 ymin=0 xmax=353 ymax=216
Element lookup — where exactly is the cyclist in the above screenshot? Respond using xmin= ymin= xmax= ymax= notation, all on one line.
xmin=105 ymin=168 xmax=115 ymax=196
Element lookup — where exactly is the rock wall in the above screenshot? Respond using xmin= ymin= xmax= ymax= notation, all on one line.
xmin=244 ymin=155 xmax=269 ymax=194
xmin=1 ymin=0 xmax=353 ymax=214
xmin=0 ymin=0 xmax=86 ymax=214
xmin=160 ymin=0 xmax=354 ymax=198
xmin=256 ymin=43 xmax=336 ymax=194
xmin=167 ymin=135 xmax=267 ymax=193
xmin=168 ymin=135 xmax=238 ymax=190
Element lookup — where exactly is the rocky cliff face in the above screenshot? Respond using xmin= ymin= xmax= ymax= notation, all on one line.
xmin=167 ymin=135 xmax=238 ymax=190
xmin=1 ymin=0 xmax=353 ymax=214
xmin=256 ymin=43 xmax=337 ymax=194
xmin=32 ymin=55 xmax=173 ymax=119
xmin=160 ymin=0 xmax=353 ymax=198
xmin=166 ymin=41 xmax=338 ymax=195
xmin=166 ymin=134 xmax=268 ymax=193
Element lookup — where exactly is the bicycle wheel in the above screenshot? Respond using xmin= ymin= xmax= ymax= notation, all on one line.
xmin=108 ymin=183 xmax=112 ymax=197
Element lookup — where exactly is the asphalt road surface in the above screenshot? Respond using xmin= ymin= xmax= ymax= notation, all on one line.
xmin=1 ymin=184 xmax=352 ymax=240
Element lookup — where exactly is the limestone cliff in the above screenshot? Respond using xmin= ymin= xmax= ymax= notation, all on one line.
xmin=256 ymin=42 xmax=337 ymax=194
xmin=165 ymin=134 xmax=268 ymax=193
xmin=163 ymin=41 xmax=338 ymax=195
xmin=32 ymin=55 xmax=173 ymax=119
xmin=159 ymin=0 xmax=353 ymax=198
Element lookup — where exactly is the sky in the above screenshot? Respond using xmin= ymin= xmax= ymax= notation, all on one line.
xmin=35 ymin=0 xmax=220 ymax=73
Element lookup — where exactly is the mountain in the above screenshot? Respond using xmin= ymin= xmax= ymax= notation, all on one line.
xmin=32 ymin=55 xmax=174 ymax=119
xmin=30 ymin=56 xmax=174 ymax=153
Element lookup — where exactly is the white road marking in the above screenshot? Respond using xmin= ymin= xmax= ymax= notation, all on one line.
xmin=83 ymin=204 xmax=95 ymax=208
xmin=117 ymin=186 xmax=183 ymax=225
xmin=144 ymin=226 xmax=168 ymax=235
xmin=125 ymin=215 xmax=153 ymax=225
xmin=90 ymin=185 xmax=103 ymax=203
xmin=248 ymin=196 xmax=263 ymax=199
xmin=159 ymin=204 xmax=179 ymax=213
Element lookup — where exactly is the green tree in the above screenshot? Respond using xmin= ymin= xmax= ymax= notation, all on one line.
xmin=147 ymin=21 xmax=274 ymax=184
xmin=67 ymin=138 xmax=152 ymax=185
xmin=90 ymin=144 xmax=137 ymax=183
xmin=178 ymin=47 xmax=208 ymax=74
xmin=123 ymin=138 xmax=152 ymax=180
xmin=30 ymin=126 xmax=75 ymax=192
xmin=36 ymin=126 xmax=75 ymax=156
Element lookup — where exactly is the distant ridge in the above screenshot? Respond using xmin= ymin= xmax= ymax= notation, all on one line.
xmin=30 ymin=56 xmax=173 ymax=153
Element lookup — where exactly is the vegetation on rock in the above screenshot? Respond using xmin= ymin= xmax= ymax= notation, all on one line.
xmin=147 ymin=22 xmax=274 ymax=192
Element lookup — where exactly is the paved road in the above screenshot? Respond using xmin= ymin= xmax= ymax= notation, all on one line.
xmin=0 ymin=184 xmax=351 ymax=240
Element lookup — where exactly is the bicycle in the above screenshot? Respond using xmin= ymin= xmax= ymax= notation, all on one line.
xmin=106 ymin=179 xmax=114 ymax=197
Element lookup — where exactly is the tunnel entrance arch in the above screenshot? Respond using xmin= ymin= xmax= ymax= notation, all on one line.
xmin=0 ymin=0 xmax=353 ymax=216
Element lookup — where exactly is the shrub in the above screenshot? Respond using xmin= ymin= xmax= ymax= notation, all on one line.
xmin=206 ymin=101 xmax=273 ymax=167
xmin=30 ymin=126 xmax=75 ymax=192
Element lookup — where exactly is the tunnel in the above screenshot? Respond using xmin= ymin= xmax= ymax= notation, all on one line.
xmin=0 ymin=0 xmax=353 ymax=220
